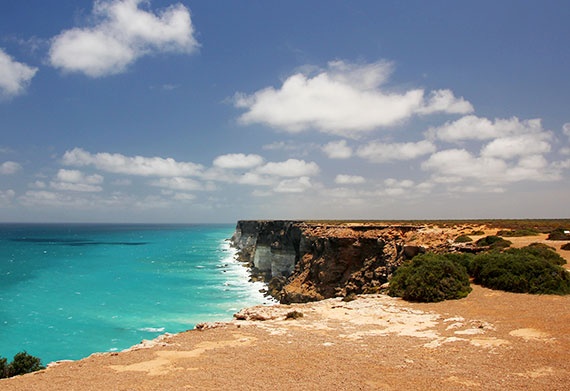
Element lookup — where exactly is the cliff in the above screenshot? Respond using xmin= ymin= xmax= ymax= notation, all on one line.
xmin=231 ymin=221 xmax=448 ymax=303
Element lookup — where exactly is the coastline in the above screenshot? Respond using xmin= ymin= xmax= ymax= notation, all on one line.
xmin=2 ymin=221 xmax=570 ymax=390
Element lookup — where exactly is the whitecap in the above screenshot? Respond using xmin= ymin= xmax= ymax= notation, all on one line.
xmin=137 ymin=327 xmax=165 ymax=333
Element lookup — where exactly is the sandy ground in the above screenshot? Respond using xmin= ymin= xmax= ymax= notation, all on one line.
xmin=3 ymin=232 xmax=569 ymax=391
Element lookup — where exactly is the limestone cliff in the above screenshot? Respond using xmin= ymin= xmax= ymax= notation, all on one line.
xmin=231 ymin=221 xmax=442 ymax=303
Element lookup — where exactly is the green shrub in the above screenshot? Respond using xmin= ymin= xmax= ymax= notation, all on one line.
xmin=342 ymin=293 xmax=357 ymax=302
xmin=561 ymin=243 xmax=570 ymax=251
xmin=528 ymin=242 xmax=555 ymax=250
xmin=504 ymin=246 xmax=566 ymax=266
xmin=497 ymin=229 xmax=539 ymax=237
xmin=454 ymin=235 xmax=473 ymax=243
xmin=470 ymin=252 xmax=570 ymax=295
xmin=389 ymin=254 xmax=472 ymax=302
xmin=0 ymin=352 xmax=44 ymax=378
xmin=468 ymin=230 xmax=485 ymax=235
xmin=476 ymin=235 xmax=512 ymax=250
xmin=547 ymin=228 xmax=570 ymax=241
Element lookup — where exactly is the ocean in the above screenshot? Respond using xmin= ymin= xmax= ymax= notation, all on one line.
xmin=0 ymin=224 xmax=271 ymax=364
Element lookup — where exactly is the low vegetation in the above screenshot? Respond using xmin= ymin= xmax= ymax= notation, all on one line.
xmin=496 ymin=229 xmax=539 ymax=237
xmin=388 ymin=254 xmax=472 ymax=302
xmin=475 ymin=235 xmax=512 ymax=250
xmin=547 ymin=228 xmax=570 ymax=241
xmin=561 ymin=243 xmax=570 ymax=251
xmin=0 ymin=352 xmax=44 ymax=379
xmin=468 ymin=230 xmax=485 ymax=235
xmin=390 ymin=245 xmax=570 ymax=302
xmin=470 ymin=252 xmax=570 ymax=295
xmin=454 ymin=235 xmax=473 ymax=243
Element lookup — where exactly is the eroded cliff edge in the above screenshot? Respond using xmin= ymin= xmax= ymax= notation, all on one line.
xmin=231 ymin=220 xmax=453 ymax=303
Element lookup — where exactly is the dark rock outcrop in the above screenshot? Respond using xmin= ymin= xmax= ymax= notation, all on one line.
xmin=231 ymin=221 xmax=429 ymax=303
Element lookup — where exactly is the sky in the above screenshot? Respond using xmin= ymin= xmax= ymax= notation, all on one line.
xmin=0 ymin=0 xmax=569 ymax=223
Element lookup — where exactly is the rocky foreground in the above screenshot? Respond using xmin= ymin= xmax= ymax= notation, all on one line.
xmin=2 ymin=227 xmax=570 ymax=390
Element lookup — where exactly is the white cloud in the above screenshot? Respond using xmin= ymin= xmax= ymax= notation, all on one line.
xmin=56 ymin=169 xmax=103 ymax=184
xmin=234 ymin=60 xmax=472 ymax=137
xmin=0 ymin=161 xmax=22 ymax=175
xmin=49 ymin=0 xmax=198 ymax=77
xmin=417 ymin=89 xmax=474 ymax=115
xmin=0 ymin=49 xmax=38 ymax=98
xmin=322 ymin=140 xmax=352 ymax=159
xmin=150 ymin=177 xmax=203 ymax=191
xmin=384 ymin=178 xmax=414 ymax=188
xmin=19 ymin=190 xmax=90 ymax=207
xmin=236 ymin=172 xmax=276 ymax=186
xmin=0 ymin=189 xmax=15 ymax=206
xmin=335 ymin=174 xmax=365 ymax=184
xmin=111 ymin=178 xmax=132 ymax=185
xmin=356 ymin=140 xmax=435 ymax=163
xmin=560 ymin=147 xmax=570 ymax=156
xmin=213 ymin=153 xmax=263 ymax=169
xmin=274 ymin=176 xmax=312 ymax=193
xmin=428 ymin=115 xmax=545 ymax=142
xmin=480 ymin=134 xmax=551 ymax=159
xmin=50 ymin=181 xmax=103 ymax=192
xmin=422 ymin=149 xmax=561 ymax=185
xmin=62 ymin=148 xmax=203 ymax=177
xmin=256 ymin=159 xmax=320 ymax=177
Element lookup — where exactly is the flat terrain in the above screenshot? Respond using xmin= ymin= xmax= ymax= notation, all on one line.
xmin=2 ymin=228 xmax=570 ymax=391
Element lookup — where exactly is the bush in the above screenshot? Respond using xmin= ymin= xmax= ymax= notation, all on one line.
xmin=468 ymin=230 xmax=485 ymax=235
xmin=528 ymin=242 xmax=555 ymax=250
xmin=497 ymin=229 xmax=539 ymax=237
xmin=342 ymin=293 xmax=357 ymax=302
xmin=470 ymin=252 xmax=570 ymax=295
xmin=504 ymin=246 xmax=566 ymax=266
xmin=476 ymin=235 xmax=512 ymax=250
xmin=454 ymin=235 xmax=473 ymax=243
xmin=0 ymin=352 xmax=44 ymax=378
xmin=561 ymin=243 xmax=570 ymax=251
xmin=547 ymin=228 xmax=570 ymax=241
xmin=285 ymin=310 xmax=304 ymax=320
xmin=389 ymin=254 xmax=472 ymax=302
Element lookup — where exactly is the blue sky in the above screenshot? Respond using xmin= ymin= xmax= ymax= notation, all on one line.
xmin=1 ymin=0 xmax=569 ymax=223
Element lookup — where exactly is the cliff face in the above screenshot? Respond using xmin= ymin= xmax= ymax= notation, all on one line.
xmin=231 ymin=221 xmax=427 ymax=303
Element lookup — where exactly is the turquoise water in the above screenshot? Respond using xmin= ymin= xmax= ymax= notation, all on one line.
xmin=0 ymin=224 xmax=271 ymax=364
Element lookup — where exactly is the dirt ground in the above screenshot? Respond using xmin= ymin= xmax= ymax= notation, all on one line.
xmin=2 ymin=231 xmax=569 ymax=391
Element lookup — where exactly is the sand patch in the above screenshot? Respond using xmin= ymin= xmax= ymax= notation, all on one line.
xmin=445 ymin=376 xmax=481 ymax=387
xmin=509 ymin=328 xmax=551 ymax=341
xmin=516 ymin=367 xmax=555 ymax=378
xmin=109 ymin=334 xmax=256 ymax=376
xmin=469 ymin=337 xmax=510 ymax=348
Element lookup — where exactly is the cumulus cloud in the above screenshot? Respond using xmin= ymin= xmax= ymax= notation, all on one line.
xmin=62 ymin=148 xmax=203 ymax=177
xmin=49 ymin=0 xmax=198 ymax=77
xmin=0 ymin=49 xmax=38 ymax=98
xmin=428 ymin=115 xmax=545 ymax=142
xmin=50 ymin=169 xmax=104 ymax=192
xmin=335 ymin=174 xmax=365 ymax=184
xmin=28 ymin=180 xmax=47 ymax=189
xmin=234 ymin=60 xmax=473 ymax=137
xmin=384 ymin=178 xmax=414 ymax=188
xmin=256 ymin=159 xmax=320 ymax=177
xmin=422 ymin=149 xmax=562 ymax=185
xmin=322 ymin=140 xmax=352 ymax=159
xmin=150 ymin=177 xmax=203 ymax=191
xmin=274 ymin=176 xmax=312 ymax=193
xmin=56 ymin=169 xmax=103 ymax=184
xmin=0 ymin=161 xmax=22 ymax=175
xmin=213 ymin=153 xmax=263 ymax=169
xmin=480 ymin=134 xmax=551 ymax=159
xmin=356 ymin=140 xmax=436 ymax=163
